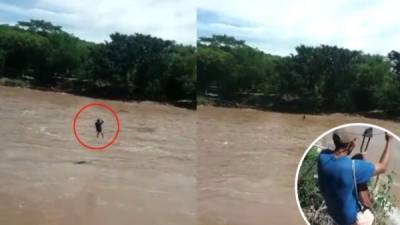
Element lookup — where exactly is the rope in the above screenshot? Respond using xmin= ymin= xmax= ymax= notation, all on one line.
xmin=345 ymin=131 xmax=385 ymax=136
xmin=352 ymin=160 xmax=362 ymax=209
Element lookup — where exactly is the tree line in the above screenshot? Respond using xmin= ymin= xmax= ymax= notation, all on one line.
xmin=198 ymin=35 xmax=400 ymax=116
xmin=1 ymin=21 xmax=399 ymax=114
xmin=0 ymin=20 xmax=195 ymax=106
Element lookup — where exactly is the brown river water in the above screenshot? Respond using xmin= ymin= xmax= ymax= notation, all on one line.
xmin=0 ymin=85 xmax=399 ymax=225
xmin=0 ymin=86 xmax=196 ymax=225
xmin=197 ymin=106 xmax=400 ymax=225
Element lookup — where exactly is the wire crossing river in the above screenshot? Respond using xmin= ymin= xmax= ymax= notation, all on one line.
xmin=0 ymin=85 xmax=399 ymax=225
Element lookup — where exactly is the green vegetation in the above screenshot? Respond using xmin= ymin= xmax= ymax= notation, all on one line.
xmin=373 ymin=171 xmax=397 ymax=225
xmin=297 ymin=146 xmax=333 ymax=225
xmin=198 ymin=35 xmax=400 ymax=116
xmin=0 ymin=20 xmax=195 ymax=108
xmin=298 ymin=147 xmax=323 ymax=209
xmin=2 ymin=21 xmax=399 ymax=113
xmin=297 ymin=146 xmax=397 ymax=225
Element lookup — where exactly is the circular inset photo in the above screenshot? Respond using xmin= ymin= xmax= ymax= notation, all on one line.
xmin=296 ymin=123 xmax=400 ymax=225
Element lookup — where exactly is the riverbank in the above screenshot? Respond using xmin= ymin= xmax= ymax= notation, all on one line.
xmin=0 ymin=77 xmax=196 ymax=109
xmin=198 ymin=95 xmax=400 ymax=122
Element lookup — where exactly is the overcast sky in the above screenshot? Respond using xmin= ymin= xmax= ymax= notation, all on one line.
xmin=0 ymin=0 xmax=196 ymax=45
xmin=1 ymin=0 xmax=400 ymax=55
xmin=198 ymin=0 xmax=400 ymax=56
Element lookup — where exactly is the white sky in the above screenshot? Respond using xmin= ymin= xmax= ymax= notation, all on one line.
xmin=0 ymin=0 xmax=196 ymax=44
xmin=198 ymin=0 xmax=400 ymax=55
xmin=1 ymin=0 xmax=400 ymax=55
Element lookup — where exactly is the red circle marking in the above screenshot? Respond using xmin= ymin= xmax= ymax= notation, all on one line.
xmin=72 ymin=102 xmax=120 ymax=150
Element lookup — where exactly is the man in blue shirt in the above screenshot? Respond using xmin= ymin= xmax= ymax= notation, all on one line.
xmin=318 ymin=128 xmax=392 ymax=225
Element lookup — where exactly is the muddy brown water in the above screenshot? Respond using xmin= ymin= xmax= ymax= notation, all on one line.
xmin=197 ymin=106 xmax=400 ymax=225
xmin=0 ymin=86 xmax=196 ymax=225
xmin=1 ymin=85 xmax=399 ymax=225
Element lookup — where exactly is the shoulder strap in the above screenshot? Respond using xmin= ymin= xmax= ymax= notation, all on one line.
xmin=352 ymin=160 xmax=362 ymax=210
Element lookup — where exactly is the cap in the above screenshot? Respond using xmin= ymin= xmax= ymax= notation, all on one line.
xmin=332 ymin=128 xmax=357 ymax=148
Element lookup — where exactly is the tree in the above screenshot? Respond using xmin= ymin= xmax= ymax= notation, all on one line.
xmin=198 ymin=35 xmax=280 ymax=100
xmin=197 ymin=46 xmax=237 ymax=97
xmin=164 ymin=45 xmax=196 ymax=100
xmin=198 ymin=35 xmax=399 ymax=115
xmin=17 ymin=19 xmax=62 ymax=34
xmin=0 ymin=20 xmax=196 ymax=102
xmin=198 ymin=35 xmax=245 ymax=49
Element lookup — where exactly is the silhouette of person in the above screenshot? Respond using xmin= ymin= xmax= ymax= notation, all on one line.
xmin=95 ymin=118 xmax=104 ymax=138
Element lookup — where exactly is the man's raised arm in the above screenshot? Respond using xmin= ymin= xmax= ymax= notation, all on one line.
xmin=374 ymin=132 xmax=392 ymax=175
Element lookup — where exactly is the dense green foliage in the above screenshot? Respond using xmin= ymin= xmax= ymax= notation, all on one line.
xmin=0 ymin=20 xmax=195 ymax=104
xmin=298 ymin=146 xmax=323 ymax=209
xmin=297 ymin=146 xmax=334 ymax=225
xmin=2 ymin=21 xmax=399 ymax=112
xmin=198 ymin=35 xmax=400 ymax=115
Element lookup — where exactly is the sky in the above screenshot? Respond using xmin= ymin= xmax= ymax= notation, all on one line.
xmin=0 ymin=0 xmax=196 ymax=45
xmin=198 ymin=0 xmax=400 ymax=56
xmin=1 ymin=1 xmax=400 ymax=55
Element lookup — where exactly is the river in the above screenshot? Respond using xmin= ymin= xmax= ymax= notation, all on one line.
xmin=198 ymin=106 xmax=400 ymax=225
xmin=0 ymin=86 xmax=196 ymax=225
xmin=0 ymin=85 xmax=399 ymax=225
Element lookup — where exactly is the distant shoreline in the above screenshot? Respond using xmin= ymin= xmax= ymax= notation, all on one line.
xmin=198 ymin=95 xmax=400 ymax=122
xmin=0 ymin=78 xmax=196 ymax=110
xmin=1 ymin=79 xmax=399 ymax=122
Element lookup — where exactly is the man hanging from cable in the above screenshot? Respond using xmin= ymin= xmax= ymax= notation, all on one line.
xmin=95 ymin=118 xmax=104 ymax=138
xmin=318 ymin=127 xmax=392 ymax=225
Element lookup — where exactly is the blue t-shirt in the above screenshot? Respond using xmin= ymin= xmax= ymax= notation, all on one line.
xmin=318 ymin=150 xmax=375 ymax=225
